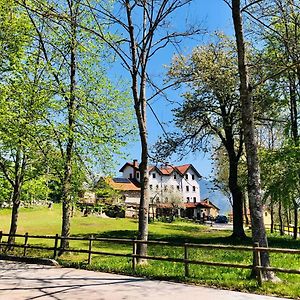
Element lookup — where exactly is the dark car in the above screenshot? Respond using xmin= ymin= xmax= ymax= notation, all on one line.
xmin=215 ymin=215 xmax=228 ymax=223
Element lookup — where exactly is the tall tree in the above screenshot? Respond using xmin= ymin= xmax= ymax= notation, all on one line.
xmin=260 ymin=0 xmax=300 ymax=239
xmin=66 ymin=0 xmax=200 ymax=261
xmin=231 ymin=0 xmax=277 ymax=280
xmin=0 ymin=0 xmax=51 ymax=245
xmin=156 ymin=36 xmax=246 ymax=238
xmin=0 ymin=70 xmax=50 ymax=245
xmin=22 ymin=0 xmax=134 ymax=251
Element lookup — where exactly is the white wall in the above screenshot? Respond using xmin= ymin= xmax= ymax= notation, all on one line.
xmin=122 ymin=166 xmax=134 ymax=179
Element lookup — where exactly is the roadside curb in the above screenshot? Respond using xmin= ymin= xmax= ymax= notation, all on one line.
xmin=0 ymin=254 xmax=59 ymax=266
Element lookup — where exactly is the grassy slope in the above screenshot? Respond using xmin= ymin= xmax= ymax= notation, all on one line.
xmin=0 ymin=204 xmax=299 ymax=299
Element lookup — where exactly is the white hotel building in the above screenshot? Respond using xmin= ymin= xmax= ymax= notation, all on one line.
xmin=119 ymin=160 xmax=202 ymax=204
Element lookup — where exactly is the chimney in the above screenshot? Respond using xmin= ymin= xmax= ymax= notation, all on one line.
xmin=133 ymin=159 xmax=138 ymax=168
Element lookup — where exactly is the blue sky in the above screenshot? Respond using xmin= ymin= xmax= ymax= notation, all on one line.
xmin=114 ymin=1 xmax=233 ymax=180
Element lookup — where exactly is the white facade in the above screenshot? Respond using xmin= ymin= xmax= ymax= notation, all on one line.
xmin=120 ymin=162 xmax=201 ymax=204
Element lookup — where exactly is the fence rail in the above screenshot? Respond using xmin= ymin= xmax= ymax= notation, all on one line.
xmin=274 ymin=224 xmax=300 ymax=237
xmin=0 ymin=231 xmax=299 ymax=286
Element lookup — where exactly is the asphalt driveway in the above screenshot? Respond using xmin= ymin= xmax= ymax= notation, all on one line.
xmin=0 ymin=261 xmax=290 ymax=300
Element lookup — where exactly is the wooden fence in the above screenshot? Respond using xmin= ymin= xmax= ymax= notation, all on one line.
xmin=274 ymin=224 xmax=300 ymax=237
xmin=0 ymin=231 xmax=299 ymax=286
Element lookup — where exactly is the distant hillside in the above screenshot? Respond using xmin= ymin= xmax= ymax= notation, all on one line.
xmin=199 ymin=179 xmax=231 ymax=214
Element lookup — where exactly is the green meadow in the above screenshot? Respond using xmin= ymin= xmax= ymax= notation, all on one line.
xmin=1 ymin=204 xmax=299 ymax=299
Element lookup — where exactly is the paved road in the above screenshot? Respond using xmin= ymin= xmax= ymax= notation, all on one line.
xmin=0 ymin=261 xmax=290 ymax=300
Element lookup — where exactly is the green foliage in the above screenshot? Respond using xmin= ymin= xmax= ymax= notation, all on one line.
xmin=261 ymin=143 xmax=300 ymax=206
xmin=168 ymin=34 xmax=241 ymax=151
xmin=0 ymin=0 xmax=31 ymax=75
xmin=21 ymin=176 xmax=51 ymax=203
xmin=27 ymin=0 xmax=135 ymax=176
xmin=95 ymin=178 xmax=120 ymax=204
xmin=0 ymin=175 xmax=10 ymax=204
xmin=0 ymin=1 xmax=52 ymax=207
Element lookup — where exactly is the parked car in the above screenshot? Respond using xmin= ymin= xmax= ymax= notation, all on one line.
xmin=215 ymin=215 xmax=228 ymax=223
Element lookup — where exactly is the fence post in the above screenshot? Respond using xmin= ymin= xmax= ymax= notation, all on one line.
xmin=0 ymin=231 xmax=2 ymax=252
xmin=53 ymin=234 xmax=59 ymax=260
xmin=254 ymin=242 xmax=263 ymax=286
xmin=88 ymin=235 xmax=93 ymax=265
xmin=132 ymin=240 xmax=137 ymax=272
xmin=23 ymin=232 xmax=29 ymax=256
xmin=184 ymin=243 xmax=189 ymax=277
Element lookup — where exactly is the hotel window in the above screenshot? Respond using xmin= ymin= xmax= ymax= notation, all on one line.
xmin=174 ymin=174 xmax=176 ymax=179
xmin=187 ymin=197 xmax=190 ymax=202
xmin=193 ymin=186 xmax=196 ymax=192
xmin=152 ymin=173 xmax=156 ymax=178
xmin=129 ymin=173 xmax=133 ymax=179
xmin=150 ymin=185 xmax=153 ymax=190
xmin=177 ymin=185 xmax=180 ymax=190
xmin=193 ymin=197 xmax=196 ymax=203
xmin=186 ymin=186 xmax=189 ymax=192
xmin=136 ymin=172 xmax=140 ymax=179
xmin=192 ymin=174 xmax=195 ymax=180
xmin=185 ymin=174 xmax=188 ymax=179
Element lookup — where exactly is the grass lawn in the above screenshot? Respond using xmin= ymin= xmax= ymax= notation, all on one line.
xmin=1 ymin=204 xmax=299 ymax=299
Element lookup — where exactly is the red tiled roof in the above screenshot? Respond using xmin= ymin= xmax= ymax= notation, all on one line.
xmin=157 ymin=203 xmax=185 ymax=208
xmin=159 ymin=166 xmax=174 ymax=175
xmin=183 ymin=202 xmax=214 ymax=209
xmin=184 ymin=202 xmax=197 ymax=208
xmin=120 ymin=161 xmax=202 ymax=178
xmin=176 ymin=164 xmax=191 ymax=175
xmin=199 ymin=201 xmax=213 ymax=208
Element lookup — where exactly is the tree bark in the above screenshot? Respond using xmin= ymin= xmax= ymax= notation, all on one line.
xmin=7 ymin=185 xmax=21 ymax=247
xmin=228 ymin=156 xmax=246 ymax=239
xmin=270 ymin=199 xmax=274 ymax=234
xmin=60 ymin=0 xmax=77 ymax=252
xmin=7 ymin=146 xmax=25 ymax=248
xmin=221 ymin=104 xmax=246 ymax=239
xmin=231 ymin=0 xmax=275 ymax=281
xmin=279 ymin=201 xmax=284 ymax=236
xmin=125 ymin=0 xmax=150 ymax=263
xmin=243 ymin=190 xmax=250 ymax=226
xmin=292 ymin=199 xmax=298 ymax=239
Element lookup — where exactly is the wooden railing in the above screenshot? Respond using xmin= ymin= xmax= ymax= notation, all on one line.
xmin=0 ymin=231 xmax=299 ymax=286
xmin=274 ymin=224 xmax=300 ymax=236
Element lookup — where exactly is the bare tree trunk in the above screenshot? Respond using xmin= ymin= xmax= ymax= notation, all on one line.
xmin=135 ymin=70 xmax=149 ymax=262
xmin=293 ymin=199 xmax=298 ymax=239
xmin=137 ymin=137 xmax=149 ymax=261
xmin=7 ymin=186 xmax=21 ymax=247
xmin=125 ymin=0 xmax=150 ymax=263
xmin=7 ymin=147 xmax=25 ymax=248
xmin=270 ymin=198 xmax=274 ymax=234
xmin=60 ymin=0 xmax=77 ymax=252
xmin=231 ymin=0 xmax=276 ymax=281
xmin=243 ymin=191 xmax=250 ymax=226
xmin=229 ymin=157 xmax=246 ymax=239
xmin=285 ymin=205 xmax=290 ymax=227
xmin=279 ymin=201 xmax=284 ymax=236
